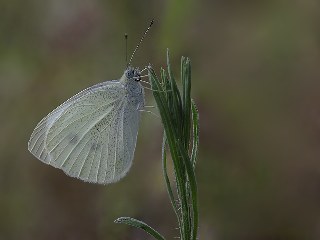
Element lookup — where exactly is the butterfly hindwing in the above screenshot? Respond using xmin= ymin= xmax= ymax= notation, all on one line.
xmin=28 ymin=80 xmax=140 ymax=184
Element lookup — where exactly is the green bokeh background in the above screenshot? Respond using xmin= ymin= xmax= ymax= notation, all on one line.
xmin=1 ymin=1 xmax=320 ymax=239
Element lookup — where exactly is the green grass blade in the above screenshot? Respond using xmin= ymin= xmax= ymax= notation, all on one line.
xmin=167 ymin=49 xmax=183 ymax=130
xmin=181 ymin=57 xmax=192 ymax=148
xmin=166 ymin=54 xmax=192 ymax=238
xmin=175 ymin=139 xmax=198 ymax=240
xmin=114 ymin=217 xmax=165 ymax=240
xmin=191 ymin=99 xmax=199 ymax=168
xmin=181 ymin=57 xmax=193 ymax=235
xmin=162 ymin=133 xmax=182 ymax=235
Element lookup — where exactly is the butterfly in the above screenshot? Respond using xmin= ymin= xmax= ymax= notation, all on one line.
xmin=28 ymin=67 xmax=145 ymax=184
xmin=28 ymin=20 xmax=154 ymax=184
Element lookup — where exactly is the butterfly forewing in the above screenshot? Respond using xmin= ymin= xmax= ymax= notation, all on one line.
xmin=28 ymin=78 xmax=142 ymax=184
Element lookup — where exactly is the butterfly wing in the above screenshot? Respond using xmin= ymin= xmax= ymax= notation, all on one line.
xmin=28 ymin=80 xmax=141 ymax=184
xmin=112 ymin=99 xmax=141 ymax=182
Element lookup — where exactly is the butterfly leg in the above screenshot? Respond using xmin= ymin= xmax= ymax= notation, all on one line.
xmin=139 ymin=109 xmax=159 ymax=118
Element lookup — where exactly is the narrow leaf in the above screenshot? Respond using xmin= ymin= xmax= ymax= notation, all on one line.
xmin=114 ymin=217 xmax=165 ymax=240
xmin=181 ymin=57 xmax=192 ymax=148
xmin=162 ymin=134 xmax=182 ymax=234
xmin=191 ymin=99 xmax=199 ymax=168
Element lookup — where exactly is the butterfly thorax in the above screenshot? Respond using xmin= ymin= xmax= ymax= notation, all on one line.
xmin=120 ymin=67 xmax=144 ymax=110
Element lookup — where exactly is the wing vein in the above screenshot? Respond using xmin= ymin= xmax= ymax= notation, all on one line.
xmin=104 ymin=101 xmax=125 ymax=183
xmin=87 ymin=132 xmax=101 ymax=181
xmin=31 ymin=131 xmax=46 ymax=154
xmin=47 ymin=99 xmax=118 ymax=144
xmin=77 ymin=142 xmax=92 ymax=178
xmin=112 ymin=107 xmax=124 ymax=181
xmin=49 ymin=115 xmax=94 ymax=164
xmin=68 ymin=137 xmax=92 ymax=173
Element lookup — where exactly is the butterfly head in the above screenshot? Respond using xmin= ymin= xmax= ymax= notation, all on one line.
xmin=125 ymin=67 xmax=141 ymax=82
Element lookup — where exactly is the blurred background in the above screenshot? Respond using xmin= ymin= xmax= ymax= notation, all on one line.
xmin=1 ymin=0 xmax=320 ymax=239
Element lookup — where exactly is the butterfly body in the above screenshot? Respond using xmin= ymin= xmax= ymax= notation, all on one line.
xmin=28 ymin=67 xmax=144 ymax=184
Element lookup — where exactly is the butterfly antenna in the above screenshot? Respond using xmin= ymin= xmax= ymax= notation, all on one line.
xmin=128 ymin=19 xmax=154 ymax=66
xmin=125 ymin=33 xmax=128 ymax=67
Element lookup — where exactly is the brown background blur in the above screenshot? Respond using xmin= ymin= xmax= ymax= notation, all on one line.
xmin=1 ymin=0 xmax=320 ymax=239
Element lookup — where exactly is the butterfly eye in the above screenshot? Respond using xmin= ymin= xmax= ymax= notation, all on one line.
xmin=126 ymin=70 xmax=134 ymax=79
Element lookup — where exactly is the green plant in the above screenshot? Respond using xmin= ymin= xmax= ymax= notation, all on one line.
xmin=115 ymin=49 xmax=199 ymax=240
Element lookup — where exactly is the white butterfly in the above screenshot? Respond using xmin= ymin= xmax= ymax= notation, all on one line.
xmin=28 ymin=67 xmax=145 ymax=184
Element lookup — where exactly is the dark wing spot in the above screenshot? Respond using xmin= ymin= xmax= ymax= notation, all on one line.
xmin=67 ymin=133 xmax=79 ymax=144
